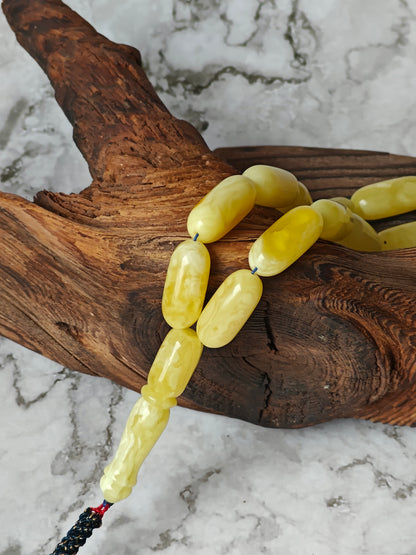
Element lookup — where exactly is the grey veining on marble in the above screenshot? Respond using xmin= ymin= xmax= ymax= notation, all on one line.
xmin=1 ymin=1 xmax=416 ymax=554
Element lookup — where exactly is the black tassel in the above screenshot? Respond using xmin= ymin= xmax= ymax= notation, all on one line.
xmin=50 ymin=507 xmax=103 ymax=554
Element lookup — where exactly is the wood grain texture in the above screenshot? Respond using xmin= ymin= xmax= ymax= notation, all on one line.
xmin=1 ymin=0 xmax=415 ymax=428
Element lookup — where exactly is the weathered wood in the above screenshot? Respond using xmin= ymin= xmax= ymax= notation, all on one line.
xmin=1 ymin=0 xmax=415 ymax=428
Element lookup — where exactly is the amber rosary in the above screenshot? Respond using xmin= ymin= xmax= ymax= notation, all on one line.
xmin=52 ymin=165 xmax=416 ymax=553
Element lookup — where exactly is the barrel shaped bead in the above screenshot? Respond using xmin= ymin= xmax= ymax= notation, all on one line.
xmin=197 ymin=269 xmax=263 ymax=348
xmin=100 ymin=397 xmax=170 ymax=503
xmin=143 ymin=328 xmax=204 ymax=405
xmin=335 ymin=213 xmax=382 ymax=251
xmin=162 ymin=239 xmax=211 ymax=329
xmin=249 ymin=206 xmax=323 ymax=277
xmin=330 ymin=196 xmax=354 ymax=210
xmin=187 ymin=175 xmax=256 ymax=243
xmin=278 ymin=182 xmax=313 ymax=213
xmin=351 ymin=176 xmax=416 ymax=220
xmin=242 ymin=164 xmax=299 ymax=208
xmin=311 ymin=199 xmax=352 ymax=241
xmin=379 ymin=221 xmax=416 ymax=250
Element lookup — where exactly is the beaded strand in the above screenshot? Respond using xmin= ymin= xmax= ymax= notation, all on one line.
xmin=99 ymin=167 xmax=416 ymax=504
xmin=51 ymin=166 xmax=416 ymax=553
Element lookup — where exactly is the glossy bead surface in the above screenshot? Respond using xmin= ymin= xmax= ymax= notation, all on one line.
xmin=379 ymin=221 xmax=416 ymax=250
xmin=278 ymin=182 xmax=312 ymax=213
xmin=336 ymin=213 xmax=382 ymax=251
xmin=100 ymin=397 xmax=169 ymax=503
xmin=330 ymin=196 xmax=354 ymax=210
xmin=142 ymin=328 xmax=203 ymax=405
xmin=162 ymin=239 xmax=211 ymax=329
xmin=187 ymin=175 xmax=256 ymax=243
xmin=312 ymin=199 xmax=352 ymax=241
xmin=351 ymin=176 xmax=416 ymax=220
xmin=197 ymin=269 xmax=263 ymax=348
xmin=249 ymin=206 xmax=323 ymax=277
xmin=242 ymin=164 xmax=299 ymax=208
xmin=311 ymin=200 xmax=382 ymax=251
xmin=100 ymin=328 xmax=203 ymax=503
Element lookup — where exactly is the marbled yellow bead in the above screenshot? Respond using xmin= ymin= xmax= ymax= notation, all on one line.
xmin=100 ymin=397 xmax=169 ymax=503
xmin=248 ymin=206 xmax=323 ymax=277
xmin=379 ymin=221 xmax=416 ymax=250
xmin=330 ymin=196 xmax=354 ymax=210
xmin=197 ymin=269 xmax=263 ymax=348
xmin=311 ymin=199 xmax=381 ymax=251
xmin=142 ymin=328 xmax=203 ymax=405
xmin=312 ymin=200 xmax=381 ymax=251
xmin=351 ymin=176 xmax=416 ymax=220
xmin=278 ymin=182 xmax=312 ymax=213
xmin=312 ymin=199 xmax=352 ymax=241
xmin=162 ymin=239 xmax=211 ymax=329
xmin=336 ymin=213 xmax=382 ymax=251
xmin=242 ymin=164 xmax=299 ymax=208
xmin=187 ymin=175 xmax=256 ymax=243
xmin=100 ymin=328 xmax=203 ymax=503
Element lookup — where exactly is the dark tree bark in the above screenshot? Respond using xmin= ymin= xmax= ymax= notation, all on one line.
xmin=1 ymin=0 xmax=416 ymax=428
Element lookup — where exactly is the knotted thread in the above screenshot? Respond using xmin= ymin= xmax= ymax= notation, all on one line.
xmin=50 ymin=506 xmax=107 ymax=554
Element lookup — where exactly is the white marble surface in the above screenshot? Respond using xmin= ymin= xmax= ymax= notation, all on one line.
xmin=0 ymin=1 xmax=416 ymax=553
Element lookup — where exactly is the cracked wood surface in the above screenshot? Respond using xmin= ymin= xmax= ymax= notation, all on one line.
xmin=1 ymin=0 xmax=416 ymax=428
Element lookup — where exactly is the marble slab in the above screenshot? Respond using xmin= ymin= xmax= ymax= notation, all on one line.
xmin=0 ymin=0 xmax=416 ymax=553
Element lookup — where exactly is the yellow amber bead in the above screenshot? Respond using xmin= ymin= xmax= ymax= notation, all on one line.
xmin=142 ymin=328 xmax=203 ymax=404
xmin=197 ymin=269 xmax=263 ymax=348
xmin=162 ymin=239 xmax=211 ymax=329
xmin=278 ymin=182 xmax=312 ymax=213
xmin=312 ymin=199 xmax=352 ymax=241
xmin=248 ymin=206 xmax=323 ymax=277
xmin=336 ymin=213 xmax=382 ymax=251
xmin=311 ymin=199 xmax=381 ymax=251
xmin=351 ymin=176 xmax=416 ymax=220
xmin=379 ymin=221 xmax=416 ymax=250
xmin=187 ymin=175 xmax=256 ymax=243
xmin=330 ymin=196 xmax=354 ymax=210
xmin=100 ymin=397 xmax=169 ymax=503
xmin=242 ymin=165 xmax=299 ymax=208
xmin=100 ymin=328 xmax=203 ymax=503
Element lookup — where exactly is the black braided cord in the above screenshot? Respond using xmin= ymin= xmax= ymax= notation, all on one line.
xmin=50 ymin=508 xmax=103 ymax=554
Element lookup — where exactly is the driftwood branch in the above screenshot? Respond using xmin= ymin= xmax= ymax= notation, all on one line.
xmin=1 ymin=0 xmax=416 ymax=428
